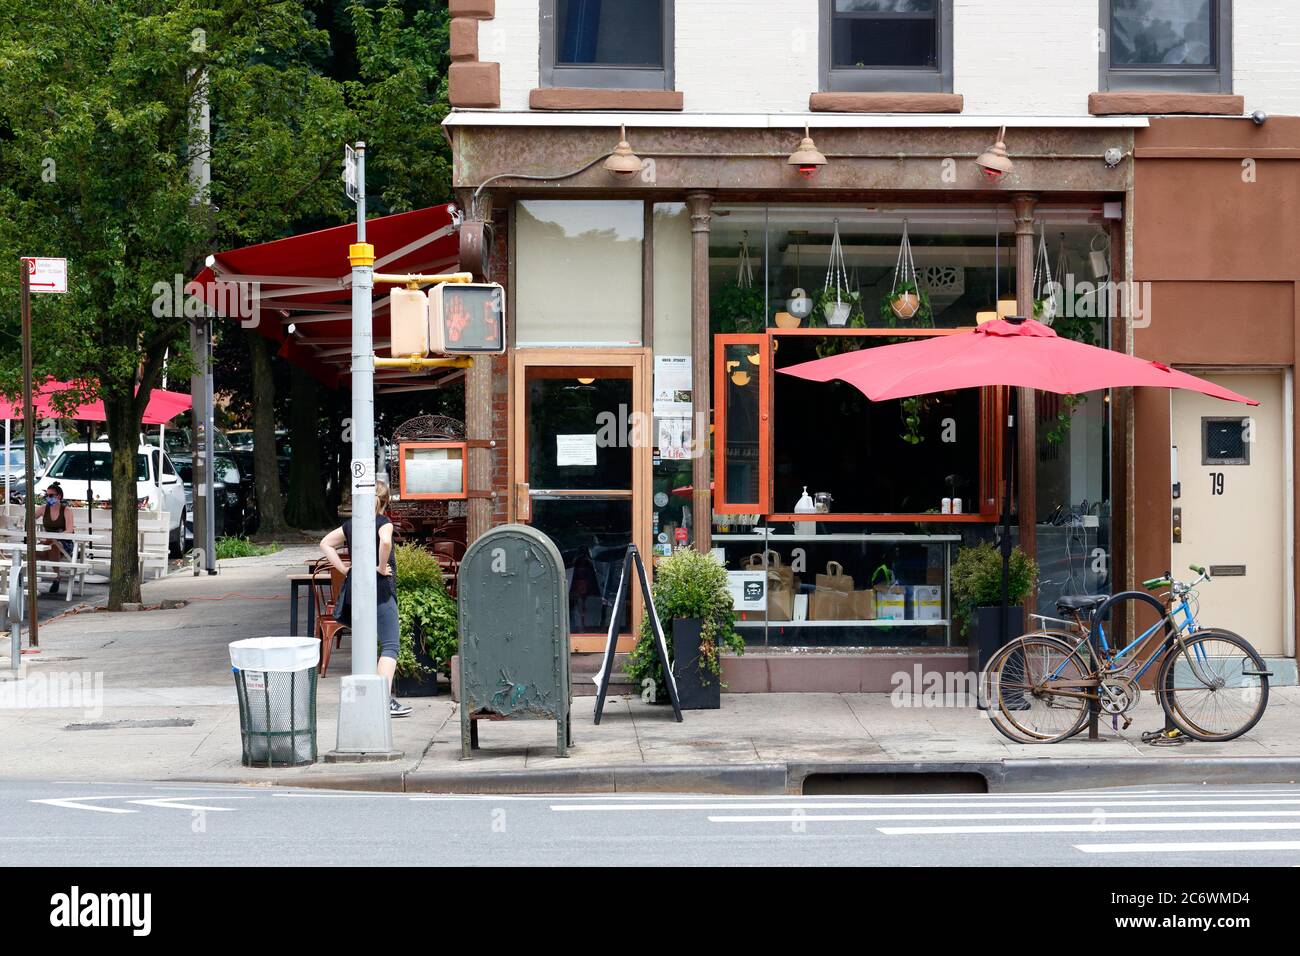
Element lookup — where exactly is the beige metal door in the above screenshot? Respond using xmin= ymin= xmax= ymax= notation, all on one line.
xmin=1171 ymin=371 xmax=1288 ymax=656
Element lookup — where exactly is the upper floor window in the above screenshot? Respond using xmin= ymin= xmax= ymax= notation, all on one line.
xmin=540 ymin=0 xmax=674 ymax=90
xmin=820 ymin=0 xmax=954 ymax=93
xmin=1101 ymin=0 xmax=1232 ymax=92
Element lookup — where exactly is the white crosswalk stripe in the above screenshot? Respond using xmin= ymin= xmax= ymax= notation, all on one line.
xmin=542 ymin=787 xmax=1300 ymax=861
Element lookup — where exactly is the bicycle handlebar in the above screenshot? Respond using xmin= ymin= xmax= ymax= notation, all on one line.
xmin=1142 ymin=565 xmax=1210 ymax=593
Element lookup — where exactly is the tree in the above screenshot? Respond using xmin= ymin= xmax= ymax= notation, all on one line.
xmin=0 ymin=1 xmax=351 ymax=607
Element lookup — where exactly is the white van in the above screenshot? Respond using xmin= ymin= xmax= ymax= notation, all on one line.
xmin=41 ymin=443 xmax=189 ymax=556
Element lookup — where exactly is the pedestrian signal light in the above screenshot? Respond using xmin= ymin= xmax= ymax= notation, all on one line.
xmin=389 ymin=287 xmax=429 ymax=357
xmin=429 ymin=282 xmax=506 ymax=355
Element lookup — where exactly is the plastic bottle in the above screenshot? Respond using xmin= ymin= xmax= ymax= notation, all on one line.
xmin=794 ymin=486 xmax=816 ymax=536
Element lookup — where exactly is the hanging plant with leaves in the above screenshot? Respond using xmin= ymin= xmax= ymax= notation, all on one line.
xmin=881 ymin=220 xmax=933 ymax=328
xmin=1032 ymin=225 xmax=1062 ymax=325
xmin=714 ymin=231 xmax=765 ymax=333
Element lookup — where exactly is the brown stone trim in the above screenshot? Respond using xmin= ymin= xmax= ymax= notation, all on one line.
xmin=449 ymin=17 xmax=478 ymax=62
xmin=448 ymin=0 xmax=494 ymax=19
xmin=1089 ymin=92 xmax=1244 ymax=116
xmin=809 ymin=92 xmax=964 ymax=113
xmin=529 ymin=87 xmax=684 ymax=111
xmin=449 ymin=61 xmax=500 ymax=109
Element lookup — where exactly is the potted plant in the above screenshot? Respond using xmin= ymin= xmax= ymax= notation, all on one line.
xmin=624 ymin=546 xmax=744 ymax=709
xmin=392 ymin=542 xmax=458 ymax=696
xmin=814 ymin=286 xmax=861 ymax=327
xmin=712 ymin=283 xmax=765 ymax=334
xmin=951 ymin=541 xmax=1038 ymax=675
xmin=881 ymin=279 xmax=934 ymax=326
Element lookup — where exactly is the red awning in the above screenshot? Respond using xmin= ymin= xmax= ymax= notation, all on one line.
xmin=0 ymin=380 xmax=192 ymax=425
xmin=190 ymin=204 xmax=462 ymax=392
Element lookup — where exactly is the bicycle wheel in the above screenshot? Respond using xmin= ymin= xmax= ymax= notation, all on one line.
xmin=984 ymin=634 xmax=1092 ymax=744
xmin=1158 ymin=628 xmax=1270 ymax=742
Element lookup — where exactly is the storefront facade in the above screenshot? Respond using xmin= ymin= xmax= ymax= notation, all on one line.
xmin=443 ymin=0 xmax=1300 ymax=687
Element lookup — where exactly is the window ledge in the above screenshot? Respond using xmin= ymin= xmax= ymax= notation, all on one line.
xmin=1089 ymin=92 xmax=1243 ymax=116
xmin=529 ymin=88 xmax=684 ymax=111
xmin=810 ymin=92 xmax=963 ymax=114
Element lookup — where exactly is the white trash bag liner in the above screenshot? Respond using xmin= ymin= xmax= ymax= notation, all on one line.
xmin=229 ymin=636 xmax=320 ymax=673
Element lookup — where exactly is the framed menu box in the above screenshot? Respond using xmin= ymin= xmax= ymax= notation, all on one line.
xmin=397 ymin=441 xmax=467 ymax=500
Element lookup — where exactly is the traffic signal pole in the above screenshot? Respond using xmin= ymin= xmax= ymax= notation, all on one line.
xmin=330 ymin=142 xmax=396 ymax=758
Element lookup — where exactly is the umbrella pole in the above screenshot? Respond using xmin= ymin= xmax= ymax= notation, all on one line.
xmin=999 ymin=386 xmax=1015 ymax=661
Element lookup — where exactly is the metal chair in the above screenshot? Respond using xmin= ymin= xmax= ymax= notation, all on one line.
xmin=309 ymin=558 xmax=349 ymax=677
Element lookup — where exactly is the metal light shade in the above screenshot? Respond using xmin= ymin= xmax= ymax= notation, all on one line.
xmin=603 ymin=125 xmax=642 ymax=176
xmin=975 ymin=127 xmax=1013 ymax=180
xmin=787 ymin=124 xmax=827 ymax=178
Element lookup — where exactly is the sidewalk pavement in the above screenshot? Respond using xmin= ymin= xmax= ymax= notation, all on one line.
xmin=2 ymin=544 xmax=1298 ymax=794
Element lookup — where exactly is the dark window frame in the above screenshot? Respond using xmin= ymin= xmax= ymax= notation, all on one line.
xmin=1201 ymin=416 xmax=1250 ymax=466
xmin=540 ymin=0 xmax=675 ymax=91
xmin=819 ymin=0 xmax=954 ymax=94
xmin=1101 ymin=0 xmax=1232 ymax=93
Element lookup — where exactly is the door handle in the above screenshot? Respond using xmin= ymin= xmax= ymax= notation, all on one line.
xmin=516 ymin=482 xmax=531 ymax=522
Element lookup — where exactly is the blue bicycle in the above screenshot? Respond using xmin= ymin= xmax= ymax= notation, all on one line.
xmin=985 ymin=565 xmax=1271 ymax=744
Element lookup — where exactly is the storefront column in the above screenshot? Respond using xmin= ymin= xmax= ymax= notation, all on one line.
xmin=687 ymin=191 xmax=712 ymax=553
xmin=1013 ymin=194 xmax=1038 ymax=563
xmin=461 ymin=189 xmax=493 ymax=546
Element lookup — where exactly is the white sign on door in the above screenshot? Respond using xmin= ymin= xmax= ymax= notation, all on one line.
xmin=24 ymin=257 xmax=67 ymax=294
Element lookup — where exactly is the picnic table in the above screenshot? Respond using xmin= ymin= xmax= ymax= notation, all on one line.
xmin=0 ymin=529 xmax=97 ymax=602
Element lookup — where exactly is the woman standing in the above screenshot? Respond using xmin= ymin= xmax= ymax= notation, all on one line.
xmin=319 ymin=478 xmax=411 ymax=718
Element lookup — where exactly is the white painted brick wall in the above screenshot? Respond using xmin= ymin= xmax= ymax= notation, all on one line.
xmin=480 ymin=0 xmax=539 ymax=112
xmin=952 ymin=0 xmax=1098 ymax=115
xmin=1235 ymin=2 xmax=1300 ymax=116
xmin=479 ymin=2 xmax=1300 ymax=117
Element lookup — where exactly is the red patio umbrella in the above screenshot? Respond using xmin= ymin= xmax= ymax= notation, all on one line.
xmin=780 ymin=316 xmax=1258 ymax=653
xmin=0 ymin=380 xmax=192 ymax=425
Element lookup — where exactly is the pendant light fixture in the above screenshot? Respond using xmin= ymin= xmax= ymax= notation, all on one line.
xmin=603 ymin=125 xmax=643 ymax=177
xmin=975 ymin=126 xmax=1013 ymax=181
xmin=786 ymin=124 xmax=827 ymax=179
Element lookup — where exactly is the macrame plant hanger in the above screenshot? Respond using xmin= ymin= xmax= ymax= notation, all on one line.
xmin=822 ymin=218 xmax=852 ymax=325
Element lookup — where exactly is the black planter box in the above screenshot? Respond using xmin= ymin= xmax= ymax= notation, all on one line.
xmin=392 ymin=672 xmax=441 ymax=697
xmin=967 ymin=604 xmax=1025 ymax=675
xmin=672 ymin=618 xmax=720 ymax=710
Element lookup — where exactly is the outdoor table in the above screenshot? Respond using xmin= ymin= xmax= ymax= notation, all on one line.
xmin=0 ymin=529 xmax=96 ymax=602
xmin=288 ymin=561 xmax=349 ymax=637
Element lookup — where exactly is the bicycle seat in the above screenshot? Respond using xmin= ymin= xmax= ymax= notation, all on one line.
xmin=1055 ymin=594 xmax=1107 ymax=615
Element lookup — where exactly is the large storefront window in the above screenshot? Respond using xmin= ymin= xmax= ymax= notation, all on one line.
xmin=514 ymin=199 xmax=644 ymax=346
xmin=707 ymin=205 xmax=1113 ymax=647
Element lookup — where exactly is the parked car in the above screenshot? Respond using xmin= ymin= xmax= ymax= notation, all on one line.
xmin=1 ymin=446 xmax=47 ymax=502
xmin=41 ymin=443 xmax=188 ymax=556
xmin=174 ymin=454 xmax=252 ymax=538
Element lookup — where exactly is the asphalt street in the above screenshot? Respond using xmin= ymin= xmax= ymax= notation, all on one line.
xmin=4 ymin=780 xmax=1300 ymax=866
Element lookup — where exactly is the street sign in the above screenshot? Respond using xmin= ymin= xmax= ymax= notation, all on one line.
xmin=429 ymin=282 xmax=507 ymax=355
xmin=343 ymin=144 xmax=360 ymax=202
xmin=23 ymin=257 xmax=67 ymax=294
xmin=350 ymin=457 xmax=375 ymax=494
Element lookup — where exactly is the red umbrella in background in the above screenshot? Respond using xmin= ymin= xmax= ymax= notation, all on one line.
xmin=0 ymin=380 xmax=192 ymax=425
xmin=2 ymin=381 xmax=192 ymax=530
xmin=780 ymin=316 xmax=1258 ymax=652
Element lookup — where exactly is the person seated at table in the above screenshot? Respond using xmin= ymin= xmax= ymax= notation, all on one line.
xmin=35 ymin=481 xmax=75 ymax=594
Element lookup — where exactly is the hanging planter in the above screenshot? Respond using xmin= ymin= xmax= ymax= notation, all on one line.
xmin=882 ymin=219 xmax=933 ymax=327
xmin=715 ymin=231 xmax=765 ymax=333
xmin=816 ymin=218 xmax=860 ymax=327
xmin=1032 ymin=226 xmax=1062 ymax=325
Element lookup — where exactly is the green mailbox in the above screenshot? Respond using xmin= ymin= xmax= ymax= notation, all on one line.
xmin=457 ymin=524 xmax=572 ymax=758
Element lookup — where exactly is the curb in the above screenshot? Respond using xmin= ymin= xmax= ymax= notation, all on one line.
xmin=175 ymin=756 xmax=1300 ymax=795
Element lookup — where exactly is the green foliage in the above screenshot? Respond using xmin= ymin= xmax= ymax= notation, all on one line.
xmin=951 ymin=542 xmax=1038 ymax=635
xmin=811 ymin=287 xmax=864 ymax=328
xmin=900 ymin=395 xmax=937 ymax=445
xmin=0 ymin=1 xmax=454 ymax=607
xmin=879 ymin=280 xmax=934 ymax=328
xmin=214 ymin=535 xmax=283 ymax=559
xmin=712 ymin=284 xmax=765 ymax=334
xmin=625 ymin=547 xmax=743 ymax=698
xmin=393 ymin=542 xmax=457 ymax=679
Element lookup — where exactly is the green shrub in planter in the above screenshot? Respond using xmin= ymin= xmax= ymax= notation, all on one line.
xmin=624 ymin=546 xmax=743 ymax=701
xmin=392 ymin=542 xmax=458 ymax=681
xmin=951 ymin=541 xmax=1037 ymax=636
